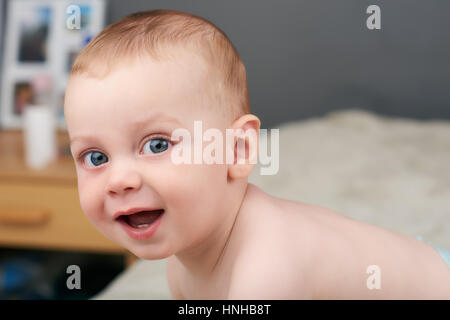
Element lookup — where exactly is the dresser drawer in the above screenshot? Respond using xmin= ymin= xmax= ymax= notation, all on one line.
xmin=0 ymin=182 xmax=125 ymax=253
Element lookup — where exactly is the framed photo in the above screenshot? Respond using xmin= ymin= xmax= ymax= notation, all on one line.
xmin=0 ymin=0 xmax=106 ymax=129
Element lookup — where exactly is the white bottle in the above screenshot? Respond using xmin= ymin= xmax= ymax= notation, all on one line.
xmin=23 ymin=75 xmax=57 ymax=170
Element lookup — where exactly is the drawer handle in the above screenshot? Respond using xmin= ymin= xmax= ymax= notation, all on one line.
xmin=0 ymin=206 xmax=51 ymax=226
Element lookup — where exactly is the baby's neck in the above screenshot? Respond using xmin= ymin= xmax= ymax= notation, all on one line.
xmin=174 ymin=181 xmax=251 ymax=280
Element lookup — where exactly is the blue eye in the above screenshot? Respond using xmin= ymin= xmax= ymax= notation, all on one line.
xmin=83 ymin=151 xmax=108 ymax=167
xmin=143 ymin=138 xmax=170 ymax=154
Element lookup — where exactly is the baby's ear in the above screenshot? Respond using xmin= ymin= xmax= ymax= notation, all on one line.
xmin=227 ymin=114 xmax=261 ymax=180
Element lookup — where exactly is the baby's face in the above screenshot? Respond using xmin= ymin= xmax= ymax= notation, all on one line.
xmin=64 ymin=52 xmax=233 ymax=259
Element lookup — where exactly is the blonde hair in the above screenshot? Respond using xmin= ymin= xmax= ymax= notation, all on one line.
xmin=70 ymin=9 xmax=250 ymax=119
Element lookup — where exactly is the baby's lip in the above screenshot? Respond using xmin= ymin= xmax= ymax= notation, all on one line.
xmin=113 ymin=207 xmax=164 ymax=220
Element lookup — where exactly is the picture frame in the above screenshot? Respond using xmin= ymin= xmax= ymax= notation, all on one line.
xmin=0 ymin=0 xmax=106 ymax=129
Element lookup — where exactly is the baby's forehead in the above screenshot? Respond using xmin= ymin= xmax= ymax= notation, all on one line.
xmin=115 ymin=46 xmax=213 ymax=82
xmin=65 ymin=49 xmax=230 ymax=129
xmin=67 ymin=68 xmax=219 ymax=120
xmin=99 ymin=54 xmax=213 ymax=98
xmin=70 ymin=51 xmax=209 ymax=95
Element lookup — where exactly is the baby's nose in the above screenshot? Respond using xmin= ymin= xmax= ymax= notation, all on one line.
xmin=106 ymin=164 xmax=143 ymax=196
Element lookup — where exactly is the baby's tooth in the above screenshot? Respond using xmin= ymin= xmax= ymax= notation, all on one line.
xmin=137 ymin=224 xmax=149 ymax=228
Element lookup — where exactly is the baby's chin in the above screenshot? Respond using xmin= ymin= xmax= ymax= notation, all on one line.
xmin=127 ymin=246 xmax=172 ymax=261
xmin=94 ymin=220 xmax=173 ymax=260
xmin=116 ymin=236 xmax=174 ymax=260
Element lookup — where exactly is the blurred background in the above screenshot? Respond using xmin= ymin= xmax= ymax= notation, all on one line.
xmin=0 ymin=0 xmax=449 ymax=299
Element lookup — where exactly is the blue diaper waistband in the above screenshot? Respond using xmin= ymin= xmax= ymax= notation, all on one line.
xmin=416 ymin=236 xmax=450 ymax=268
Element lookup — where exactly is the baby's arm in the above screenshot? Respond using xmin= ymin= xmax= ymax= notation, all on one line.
xmin=307 ymin=204 xmax=450 ymax=299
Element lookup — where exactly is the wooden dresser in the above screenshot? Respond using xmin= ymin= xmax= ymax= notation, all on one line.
xmin=0 ymin=129 xmax=136 ymax=265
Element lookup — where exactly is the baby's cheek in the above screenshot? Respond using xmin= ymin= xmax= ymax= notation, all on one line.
xmin=166 ymin=163 xmax=227 ymax=223
xmin=77 ymin=179 xmax=103 ymax=223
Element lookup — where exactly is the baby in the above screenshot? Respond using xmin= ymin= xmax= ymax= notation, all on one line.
xmin=63 ymin=10 xmax=450 ymax=299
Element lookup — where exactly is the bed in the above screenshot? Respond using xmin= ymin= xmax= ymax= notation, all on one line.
xmin=93 ymin=109 xmax=450 ymax=299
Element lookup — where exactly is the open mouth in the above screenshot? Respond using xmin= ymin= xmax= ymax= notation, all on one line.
xmin=116 ymin=209 xmax=165 ymax=229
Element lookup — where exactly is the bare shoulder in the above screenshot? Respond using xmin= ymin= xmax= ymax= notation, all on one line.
xmin=226 ymin=186 xmax=316 ymax=299
xmin=285 ymin=200 xmax=450 ymax=298
xmin=239 ymin=185 xmax=450 ymax=299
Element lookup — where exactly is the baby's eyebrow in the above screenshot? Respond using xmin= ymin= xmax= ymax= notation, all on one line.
xmin=132 ymin=113 xmax=182 ymax=130
xmin=70 ymin=135 xmax=101 ymax=149
xmin=69 ymin=113 xmax=182 ymax=148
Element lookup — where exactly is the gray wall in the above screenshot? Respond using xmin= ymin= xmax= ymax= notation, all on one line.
xmin=108 ymin=0 xmax=450 ymax=128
